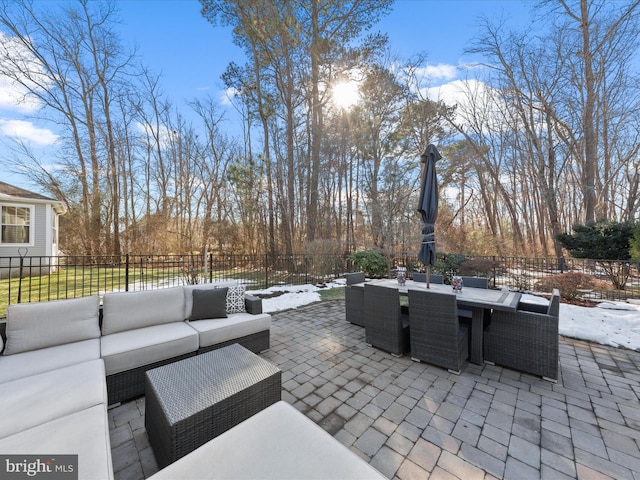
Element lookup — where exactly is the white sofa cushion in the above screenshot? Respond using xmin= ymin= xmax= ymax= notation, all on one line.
xmin=102 ymin=287 xmax=185 ymax=335
xmin=188 ymin=312 xmax=271 ymax=349
xmin=0 ymin=359 xmax=107 ymax=439
xmin=4 ymin=296 xmax=100 ymax=355
xmin=100 ymin=322 xmax=199 ymax=375
xmin=148 ymin=401 xmax=386 ymax=480
xmin=183 ymin=281 xmax=239 ymax=320
xmin=0 ymin=338 xmax=100 ymax=384
xmin=0 ymin=405 xmax=114 ymax=480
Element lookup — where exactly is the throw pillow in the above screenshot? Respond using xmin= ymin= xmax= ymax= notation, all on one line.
xmin=226 ymin=285 xmax=247 ymax=313
xmin=190 ymin=287 xmax=228 ymax=321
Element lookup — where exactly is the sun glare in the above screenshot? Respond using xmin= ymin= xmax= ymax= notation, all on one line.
xmin=332 ymin=80 xmax=360 ymax=109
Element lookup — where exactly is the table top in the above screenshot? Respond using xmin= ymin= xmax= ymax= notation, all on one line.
xmin=145 ymin=344 xmax=281 ymax=425
xmin=364 ymin=279 xmax=521 ymax=312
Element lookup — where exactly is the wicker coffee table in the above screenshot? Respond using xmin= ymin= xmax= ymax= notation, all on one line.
xmin=145 ymin=343 xmax=281 ymax=468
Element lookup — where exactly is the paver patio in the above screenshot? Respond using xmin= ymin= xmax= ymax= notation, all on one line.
xmin=109 ymin=300 xmax=640 ymax=480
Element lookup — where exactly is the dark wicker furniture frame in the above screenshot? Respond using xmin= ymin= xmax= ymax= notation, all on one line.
xmin=145 ymin=343 xmax=282 ymax=468
xmin=345 ymin=272 xmax=366 ymax=327
xmin=105 ymin=294 xmax=269 ymax=405
xmin=106 ymin=329 xmax=270 ymax=405
xmin=461 ymin=276 xmax=488 ymax=289
xmin=366 ymin=279 xmax=521 ymax=365
xmin=363 ymin=283 xmax=409 ymax=356
xmin=458 ymin=277 xmax=488 ymax=320
xmin=408 ymin=289 xmax=469 ymax=374
xmin=483 ymin=289 xmax=560 ymax=381
xmin=412 ymin=273 xmax=444 ymax=284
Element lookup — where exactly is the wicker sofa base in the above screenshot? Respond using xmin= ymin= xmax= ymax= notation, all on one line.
xmin=107 ymin=352 xmax=197 ymax=405
xmin=106 ymin=331 xmax=271 ymax=405
xmin=197 ymin=330 xmax=270 ymax=355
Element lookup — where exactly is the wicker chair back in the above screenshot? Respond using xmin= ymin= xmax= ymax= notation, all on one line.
xmin=460 ymin=276 xmax=488 ymax=289
xmin=345 ymin=272 xmax=365 ymax=286
xmin=363 ymin=284 xmax=408 ymax=356
xmin=408 ymin=289 xmax=469 ymax=373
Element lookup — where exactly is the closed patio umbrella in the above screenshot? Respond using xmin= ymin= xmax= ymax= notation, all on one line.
xmin=417 ymin=144 xmax=441 ymax=287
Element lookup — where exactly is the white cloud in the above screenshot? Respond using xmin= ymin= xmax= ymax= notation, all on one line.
xmin=220 ymin=87 xmax=240 ymax=106
xmin=0 ymin=32 xmax=48 ymax=113
xmin=0 ymin=78 xmax=39 ymax=113
xmin=134 ymin=121 xmax=175 ymax=149
xmin=422 ymin=78 xmax=505 ymax=130
xmin=0 ymin=119 xmax=58 ymax=145
xmin=424 ymin=79 xmax=488 ymax=107
xmin=417 ymin=63 xmax=459 ymax=82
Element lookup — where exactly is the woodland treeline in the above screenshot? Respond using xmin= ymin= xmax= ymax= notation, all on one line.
xmin=1 ymin=0 xmax=639 ymax=259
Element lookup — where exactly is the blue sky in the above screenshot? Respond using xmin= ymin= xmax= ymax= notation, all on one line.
xmin=0 ymin=0 xmax=533 ymax=192
xmin=115 ymin=0 xmax=532 ymax=106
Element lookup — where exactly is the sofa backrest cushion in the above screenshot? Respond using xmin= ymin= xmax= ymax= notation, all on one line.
xmin=102 ymin=287 xmax=185 ymax=335
xmin=4 ymin=296 xmax=100 ymax=356
xmin=183 ymin=282 xmax=238 ymax=320
xmin=190 ymin=287 xmax=228 ymax=321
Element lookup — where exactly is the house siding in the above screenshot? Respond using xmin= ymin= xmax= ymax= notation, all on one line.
xmin=0 ymin=203 xmax=55 ymax=278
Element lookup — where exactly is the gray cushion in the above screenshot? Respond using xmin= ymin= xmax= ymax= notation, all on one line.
xmin=0 ymin=359 xmax=107 ymax=439
xmin=4 ymin=296 xmax=100 ymax=355
xmin=100 ymin=322 xmax=199 ymax=375
xmin=190 ymin=287 xmax=228 ymax=321
xmin=183 ymin=282 xmax=238 ymax=319
xmin=0 ymin=405 xmax=114 ymax=480
xmin=188 ymin=312 xmax=271 ymax=348
xmin=102 ymin=287 xmax=185 ymax=335
xmin=0 ymin=339 xmax=100 ymax=384
xmin=147 ymin=401 xmax=386 ymax=480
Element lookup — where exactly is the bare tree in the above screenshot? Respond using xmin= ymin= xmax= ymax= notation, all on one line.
xmin=0 ymin=0 xmax=135 ymax=256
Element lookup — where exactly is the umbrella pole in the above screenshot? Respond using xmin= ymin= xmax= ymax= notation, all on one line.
xmin=426 ymin=265 xmax=430 ymax=289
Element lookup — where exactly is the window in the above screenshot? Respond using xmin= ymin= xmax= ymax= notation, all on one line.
xmin=1 ymin=205 xmax=32 ymax=245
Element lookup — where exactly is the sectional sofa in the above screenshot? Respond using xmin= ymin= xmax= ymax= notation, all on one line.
xmin=0 ymin=282 xmax=271 ymax=480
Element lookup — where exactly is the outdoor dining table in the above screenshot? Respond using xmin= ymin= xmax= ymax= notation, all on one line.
xmin=364 ymin=279 xmax=522 ymax=365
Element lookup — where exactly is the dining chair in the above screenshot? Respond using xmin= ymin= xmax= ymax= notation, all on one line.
xmin=363 ymin=283 xmax=409 ymax=356
xmin=408 ymin=289 xmax=469 ymax=374
xmin=483 ymin=289 xmax=560 ymax=381
xmin=344 ymin=272 xmax=365 ymax=327
xmin=457 ymin=276 xmax=489 ymax=322
xmin=461 ymin=276 xmax=488 ymax=289
xmin=412 ymin=273 xmax=443 ymax=284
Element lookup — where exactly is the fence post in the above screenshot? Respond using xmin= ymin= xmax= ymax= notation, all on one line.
xmin=305 ymin=255 xmax=309 ymax=285
xmin=17 ymin=247 xmax=28 ymax=303
xmin=209 ymin=253 xmax=213 ymax=283
xmin=492 ymin=255 xmax=496 ymax=289
xmin=125 ymin=253 xmax=129 ymax=292
xmin=265 ymin=253 xmax=269 ymax=289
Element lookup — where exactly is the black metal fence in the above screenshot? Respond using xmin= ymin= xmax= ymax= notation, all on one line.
xmin=396 ymin=254 xmax=640 ymax=301
xmin=1 ymin=252 xmax=639 ymax=318
xmin=0 ymin=253 xmax=351 ymax=318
